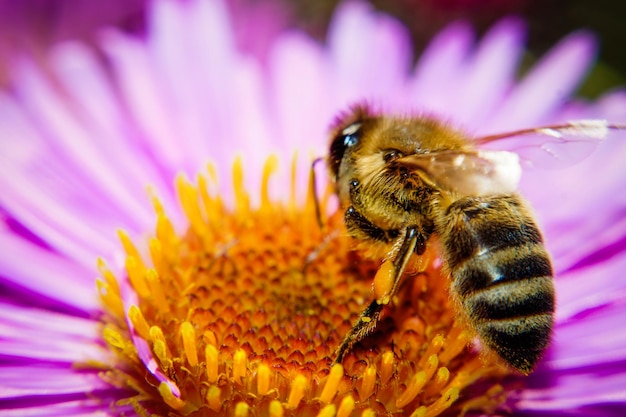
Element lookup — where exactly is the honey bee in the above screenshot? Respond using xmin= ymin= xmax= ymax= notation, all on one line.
xmin=327 ymin=104 xmax=624 ymax=374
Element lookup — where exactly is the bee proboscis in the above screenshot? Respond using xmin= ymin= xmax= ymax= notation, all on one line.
xmin=326 ymin=104 xmax=624 ymax=374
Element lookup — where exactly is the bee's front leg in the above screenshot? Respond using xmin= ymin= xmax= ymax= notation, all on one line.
xmin=334 ymin=226 xmax=421 ymax=363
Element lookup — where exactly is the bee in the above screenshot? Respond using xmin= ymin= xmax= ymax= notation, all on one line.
xmin=327 ymin=104 xmax=624 ymax=374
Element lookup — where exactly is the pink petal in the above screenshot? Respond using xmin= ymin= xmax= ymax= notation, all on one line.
xmin=11 ymin=59 xmax=153 ymax=227
xmin=327 ymin=2 xmax=412 ymax=107
xmin=0 ymin=303 xmax=104 ymax=361
xmin=409 ymin=21 xmax=474 ymax=113
xmin=556 ymin=253 xmax=626 ymax=322
xmin=0 ymin=367 xmax=108 ymax=399
xmin=454 ymin=17 xmax=525 ymax=130
xmin=549 ymin=299 xmax=626 ymax=370
xmin=487 ymin=31 xmax=597 ymax=131
xmin=0 ymin=233 xmax=98 ymax=312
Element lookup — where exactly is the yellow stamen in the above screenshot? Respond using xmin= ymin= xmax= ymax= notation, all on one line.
xmin=379 ymin=351 xmax=395 ymax=385
xmin=158 ymin=382 xmax=185 ymax=410
xmin=149 ymin=192 xmax=178 ymax=255
xmin=410 ymin=407 xmax=427 ymax=417
xmin=203 ymin=329 xmax=218 ymax=346
xmin=234 ymin=401 xmax=250 ymax=417
xmin=153 ymin=339 xmax=169 ymax=367
xmin=316 ymin=404 xmax=336 ymax=417
xmin=206 ymin=385 xmax=221 ymax=411
xmin=180 ymin=321 xmax=198 ymax=367
xmin=128 ymin=305 xmax=150 ymax=340
xmin=176 ymin=175 xmax=206 ymax=237
xmin=396 ymin=370 xmax=426 ymax=409
xmin=148 ymin=238 xmax=164 ymax=274
xmin=96 ymin=278 xmax=123 ymax=319
xmin=102 ymin=326 xmax=128 ymax=352
xmin=149 ymin=325 xmax=172 ymax=368
xmin=232 ymin=157 xmax=250 ymax=215
xmin=256 ymin=363 xmax=271 ymax=396
xmin=144 ymin=268 xmax=169 ymax=313
xmin=287 ymin=374 xmax=307 ymax=409
xmin=205 ymin=344 xmax=219 ymax=383
xmin=124 ymin=256 xmax=149 ymax=299
xmin=261 ymin=155 xmax=278 ymax=210
xmin=319 ymin=364 xmax=343 ymax=403
xmin=425 ymin=388 xmax=459 ymax=417
xmin=337 ymin=395 xmax=355 ymax=417
xmin=117 ymin=229 xmax=145 ymax=268
xmin=439 ymin=328 xmax=470 ymax=363
xmin=96 ymin=258 xmax=124 ymax=319
xmin=361 ymin=409 xmax=376 ymax=417
xmin=358 ymin=366 xmax=377 ymax=400
xmin=425 ymin=367 xmax=450 ymax=397
xmin=269 ymin=400 xmax=284 ymax=417
xmin=418 ymin=335 xmax=444 ymax=368
xmin=232 ymin=349 xmax=247 ymax=384
xmin=200 ymin=164 xmax=224 ymax=226
xmin=424 ymin=354 xmax=439 ymax=382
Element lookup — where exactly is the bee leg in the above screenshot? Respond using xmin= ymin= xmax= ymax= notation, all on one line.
xmin=334 ymin=226 xmax=420 ymax=363
xmin=334 ymin=298 xmax=384 ymax=363
xmin=344 ymin=206 xmax=399 ymax=243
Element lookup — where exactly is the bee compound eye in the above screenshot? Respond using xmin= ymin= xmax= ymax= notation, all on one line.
xmin=343 ymin=133 xmax=358 ymax=147
xmin=329 ymin=123 xmax=362 ymax=177
xmin=383 ymin=149 xmax=404 ymax=163
xmin=341 ymin=122 xmax=361 ymax=148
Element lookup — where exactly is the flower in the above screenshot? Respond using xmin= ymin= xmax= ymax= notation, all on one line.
xmin=1 ymin=0 xmax=626 ymax=416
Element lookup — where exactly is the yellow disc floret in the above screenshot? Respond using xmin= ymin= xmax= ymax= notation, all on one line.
xmin=94 ymin=157 xmax=509 ymax=416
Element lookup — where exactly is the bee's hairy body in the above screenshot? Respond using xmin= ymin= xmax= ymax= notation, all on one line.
xmin=329 ymin=105 xmax=555 ymax=374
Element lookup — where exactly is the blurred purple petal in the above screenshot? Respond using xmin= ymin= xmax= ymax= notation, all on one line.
xmin=488 ymin=31 xmax=598 ymax=131
xmin=328 ymin=2 xmax=412 ymax=107
xmin=453 ymin=17 xmax=525 ymax=129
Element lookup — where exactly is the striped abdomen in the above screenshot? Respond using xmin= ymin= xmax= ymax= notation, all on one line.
xmin=439 ymin=195 xmax=555 ymax=374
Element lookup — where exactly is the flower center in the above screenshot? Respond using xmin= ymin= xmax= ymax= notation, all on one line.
xmin=96 ymin=157 xmax=510 ymax=416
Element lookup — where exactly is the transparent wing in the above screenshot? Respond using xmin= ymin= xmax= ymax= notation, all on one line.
xmin=475 ymin=120 xmax=626 ymax=169
xmin=396 ymin=150 xmax=522 ymax=197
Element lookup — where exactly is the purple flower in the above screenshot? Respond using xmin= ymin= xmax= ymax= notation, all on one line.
xmin=1 ymin=0 xmax=625 ymax=416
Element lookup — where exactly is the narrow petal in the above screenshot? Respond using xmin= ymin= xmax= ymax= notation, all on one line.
xmin=0 ymin=94 xmax=124 ymax=265
xmin=549 ymin=300 xmax=626 ymax=369
xmin=0 ymin=303 xmax=104 ymax=362
xmin=518 ymin=371 xmax=626 ymax=413
xmin=0 ymin=367 xmax=108 ymax=398
xmin=409 ymin=21 xmax=474 ymax=112
xmin=0 ymin=232 xmax=98 ymax=313
xmin=49 ymin=42 xmax=172 ymax=209
xmin=455 ymin=18 xmax=525 ymax=130
xmin=328 ymin=2 xmax=412 ymax=106
xmin=488 ymin=31 xmax=597 ymax=131
xmin=100 ymin=30 xmax=187 ymax=183
xmin=11 ymin=59 xmax=153 ymax=227
xmin=556 ymin=253 xmax=626 ymax=322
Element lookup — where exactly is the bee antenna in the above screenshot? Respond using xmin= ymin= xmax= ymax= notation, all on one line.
xmin=311 ymin=157 xmax=325 ymax=231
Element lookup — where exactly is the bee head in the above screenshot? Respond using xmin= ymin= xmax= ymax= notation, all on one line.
xmin=327 ymin=104 xmax=375 ymax=179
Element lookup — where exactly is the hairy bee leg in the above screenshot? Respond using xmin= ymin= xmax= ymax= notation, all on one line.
xmin=333 ymin=299 xmax=384 ymax=363
xmin=334 ymin=226 xmax=420 ymax=363
xmin=344 ymin=206 xmax=399 ymax=243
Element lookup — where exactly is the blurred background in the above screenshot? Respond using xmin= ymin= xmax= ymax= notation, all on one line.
xmin=0 ymin=0 xmax=624 ymax=98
